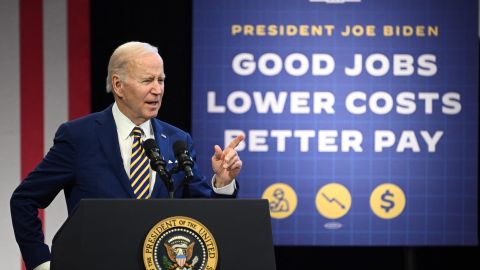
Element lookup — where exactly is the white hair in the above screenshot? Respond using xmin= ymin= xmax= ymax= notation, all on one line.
xmin=105 ymin=41 xmax=158 ymax=93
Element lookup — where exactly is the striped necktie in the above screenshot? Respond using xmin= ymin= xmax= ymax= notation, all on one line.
xmin=129 ymin=126 xmax=150 ymax=199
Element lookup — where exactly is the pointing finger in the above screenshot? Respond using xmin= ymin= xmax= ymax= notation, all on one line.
xmin=227 ymin=134 xmax=245 ymax=149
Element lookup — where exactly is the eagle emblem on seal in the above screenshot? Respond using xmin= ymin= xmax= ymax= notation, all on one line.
xmin=163 ymin=236 xmax=199 ymax=270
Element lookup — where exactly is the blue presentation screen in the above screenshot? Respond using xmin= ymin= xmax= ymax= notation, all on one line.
xmin=192 ymin=0 xmax=478 ymax=245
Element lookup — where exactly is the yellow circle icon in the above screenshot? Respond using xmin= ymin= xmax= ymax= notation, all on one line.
xmin=315 ymin=183 xmax=351 ymax=219
xmin=262 ymin=183 xmax=297 ymax=219
xmin=370 ymin=183 xmax=406 ymax=219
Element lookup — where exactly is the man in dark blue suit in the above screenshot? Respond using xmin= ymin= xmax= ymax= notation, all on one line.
xmin=10 ymin=41 xmax=244 ymax=270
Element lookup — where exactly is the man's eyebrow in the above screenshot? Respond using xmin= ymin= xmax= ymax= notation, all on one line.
xmin=141 ymin=73 xmax=165 ymax=78
xmin=139 ymin=74 xmax=166 ymax=81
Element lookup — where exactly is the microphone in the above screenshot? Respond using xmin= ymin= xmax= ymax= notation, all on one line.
xmin=173 ymin=140 xmax=194 ymax=180
xmin=143 ymin=139 xmax=173 ymax=197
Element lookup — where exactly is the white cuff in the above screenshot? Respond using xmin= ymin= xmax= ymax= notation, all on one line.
xmin=211 ymin=176 xmax=236 ymax=195
xmin=34 ymin=261 xmax=50 ymax=270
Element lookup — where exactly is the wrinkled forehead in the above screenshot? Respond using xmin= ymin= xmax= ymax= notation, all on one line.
xmin=128 ymin=53 xmax=165 ymax=77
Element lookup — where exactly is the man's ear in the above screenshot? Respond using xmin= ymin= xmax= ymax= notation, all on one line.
xmin=112 ymin=74 xmax=124 ymax=98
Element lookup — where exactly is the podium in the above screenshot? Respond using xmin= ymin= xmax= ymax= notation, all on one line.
xmin=51 ymin=199 xmax=276 ymax=270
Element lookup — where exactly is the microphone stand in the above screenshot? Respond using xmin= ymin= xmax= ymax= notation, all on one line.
xmin=168 ymin=165 xmax=193 ymax=199
xmin=160 ymin=171 xmax=175 ymax=199
xmin=148 ymin=157 xmax=194 ymax=199
xmin=150 ymin=161 xmax=194 ymax=199
xmin=149 ymin=159 xmax=175 ymax=199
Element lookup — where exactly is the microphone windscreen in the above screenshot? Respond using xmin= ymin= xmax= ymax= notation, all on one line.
xmin=143 ymin=138 xmax=158 ymax=153
xmin=173 ymin=140 xmax=188 ymax=157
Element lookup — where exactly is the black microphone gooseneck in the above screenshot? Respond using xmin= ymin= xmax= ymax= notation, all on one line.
xmin=143 ymin=139 xmax=174 ymax=199
xmin=173 ymin=140 xmax=194 ymax=181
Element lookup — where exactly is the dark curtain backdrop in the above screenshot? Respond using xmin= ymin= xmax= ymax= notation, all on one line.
xmin=90 ymin=1 xmax=478 ymax=269
xmin=91 ymin=0 xmax=192 ymax=132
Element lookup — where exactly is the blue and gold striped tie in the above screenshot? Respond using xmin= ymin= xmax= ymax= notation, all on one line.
xmin=129 ymin=127 xmax=150 ymax=199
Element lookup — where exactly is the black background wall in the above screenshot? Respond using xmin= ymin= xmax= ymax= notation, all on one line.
xmin=91 ymin=0 xmax=192 ymax=132
xmin=90 ymin=1 xmax=479 ymax=269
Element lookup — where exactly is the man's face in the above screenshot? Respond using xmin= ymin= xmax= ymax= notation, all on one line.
xmin=114 ymin=52 xmax=165 ymax=125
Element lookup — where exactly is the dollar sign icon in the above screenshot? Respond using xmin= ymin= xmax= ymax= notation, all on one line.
xmin=370 ymin=183 xmax=406 ymax=219
xmin=380 ymin=189 xmax=395 ymax=213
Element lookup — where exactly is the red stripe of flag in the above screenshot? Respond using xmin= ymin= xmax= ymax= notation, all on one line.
xmin=20 ymin=0 xmax=44 ymax=268
xmin=68 ymin=0 xmax=91 ymax=120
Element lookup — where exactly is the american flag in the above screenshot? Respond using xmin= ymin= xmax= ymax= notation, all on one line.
xmin=0 ymin=0 xmax=90 ymax=268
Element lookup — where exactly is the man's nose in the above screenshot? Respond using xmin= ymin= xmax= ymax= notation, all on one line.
xmin=151 ymin=81 xmax=163 ymax=94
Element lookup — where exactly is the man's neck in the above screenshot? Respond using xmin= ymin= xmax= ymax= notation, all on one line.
xmin=115 ymin=100 xmax=147 ymax=126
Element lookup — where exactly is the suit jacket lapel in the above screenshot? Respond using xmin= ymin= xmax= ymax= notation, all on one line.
xmin=95 ymin=105 xmax=135 ymax=198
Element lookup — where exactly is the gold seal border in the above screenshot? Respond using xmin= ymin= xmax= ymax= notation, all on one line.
xmin=143 ymin=216 xmax=218 ymax=270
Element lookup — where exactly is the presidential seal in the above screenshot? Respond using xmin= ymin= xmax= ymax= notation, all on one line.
xmin=143 ymin=216 xmax=218 ymax=270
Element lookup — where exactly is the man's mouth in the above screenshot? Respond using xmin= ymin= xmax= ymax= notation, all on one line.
xmin=146 ymin=101 xmax=159 ymax=106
